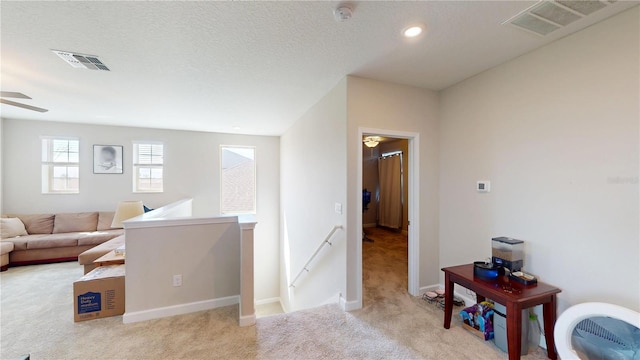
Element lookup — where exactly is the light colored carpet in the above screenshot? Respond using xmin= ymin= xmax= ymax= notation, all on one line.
xmin=0 ymin=229 xmax=550 ymax=359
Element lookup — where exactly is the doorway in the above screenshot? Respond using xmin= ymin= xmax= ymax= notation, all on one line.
xmin=362 ymin=137 xmax=409 ymax=305
xmin=356 ymin=128 xmax=420 ymax=308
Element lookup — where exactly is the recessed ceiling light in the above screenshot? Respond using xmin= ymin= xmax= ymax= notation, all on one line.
xmin=232 ymin=126 xmax=242 ymax=130
xmin=403 ymin=26 xmax=423 ymax=38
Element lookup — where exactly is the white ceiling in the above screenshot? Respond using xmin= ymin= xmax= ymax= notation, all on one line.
xmin=1 ymin=1 xmax=637 ymax=135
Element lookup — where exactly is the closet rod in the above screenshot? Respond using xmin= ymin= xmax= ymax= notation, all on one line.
xmin=379 ymin=151 xmax=403 ymax=159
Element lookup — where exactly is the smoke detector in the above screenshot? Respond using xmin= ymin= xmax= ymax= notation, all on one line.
xmin=334 ymin=6 xmax=353 ymax=22
xmin=52 ymin=50 xmax=110 ymax=71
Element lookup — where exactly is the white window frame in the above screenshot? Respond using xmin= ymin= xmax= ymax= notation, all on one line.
xmin=133 ymin=141 xmax=164 ymax=193
xmin=220 ymin=145 xmax=256 ymax=215
xmin=41 ymin=137 xmax=80 ymax=194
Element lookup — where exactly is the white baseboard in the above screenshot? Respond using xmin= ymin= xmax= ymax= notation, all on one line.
xmin=123 ymin=295 xmax=239 ymax=324
xmin=339 ymin=295 xmax=362 ymax=311
xmin=255 ymin=297 xmax=281 ymax=306
xmin=239 ymin=313 xmax=256 ymax=327
xmin=363 ymin=223 xmax=377 ymax=228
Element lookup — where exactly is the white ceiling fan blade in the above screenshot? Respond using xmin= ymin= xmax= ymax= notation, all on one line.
xmin=0 ymin=91 xmax=31 ymax=99
xmin=0 ymin=98 xmax=48 ymax=113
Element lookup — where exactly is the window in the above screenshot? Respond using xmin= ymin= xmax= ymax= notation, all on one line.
xmin=221 ymin=146 xmax=256 ymax=214
xmin=41 ymin=137 xmax=80 ymax=194
xmin=133 ymin=142 xmax=164 ymax=193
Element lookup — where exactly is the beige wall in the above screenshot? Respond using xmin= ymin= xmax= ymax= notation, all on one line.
xmin=347 ymin=76 xmax=440 ymax=303
xmin=379 ymin=139 xmax=410 ymax=233
xmin=439 ymin=6 xmax=639 ymax=314
xmin=280 ymin=79 xmax=347 ymax=311
xmin=1 ymin=119 xmax=280 ymax=301
xmin=125 ymin=217 xmax=241 ymax=320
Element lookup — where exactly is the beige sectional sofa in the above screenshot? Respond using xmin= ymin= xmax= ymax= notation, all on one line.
xmin=0 ymin=212 xmax=124 ymax=270
xmin=0 ymin=242 xmax=14 ymax=271
xmin=78 ymin=234 xmax=125 ymax=274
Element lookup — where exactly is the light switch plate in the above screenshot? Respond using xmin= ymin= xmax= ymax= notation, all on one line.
xmin=477 ymin=181 xmax=491 ymax=193
xmin=335 ymin=203 xmax=343 ymax=214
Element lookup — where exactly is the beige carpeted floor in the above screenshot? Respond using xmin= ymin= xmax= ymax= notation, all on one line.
xmin=0 ymin=228 xmax=550 ymax=359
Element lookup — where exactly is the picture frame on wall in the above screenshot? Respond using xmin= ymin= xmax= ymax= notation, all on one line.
xmin=93 ymin=145 xmax=123 ymax=174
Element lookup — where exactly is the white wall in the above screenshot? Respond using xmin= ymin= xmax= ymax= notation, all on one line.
xmin=346 ymin=76 xmax=440 ymax=303
xmin=1 ymin=119 xmax=280 ymax=301
xmin=439 ymin=7 xmax=639 ymax=313
xmin=280 ymin=79 xmax=347 ymax=312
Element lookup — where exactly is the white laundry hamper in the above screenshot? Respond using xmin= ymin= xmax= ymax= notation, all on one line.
xmin=554 ymin=302 xmax=640 ymax=359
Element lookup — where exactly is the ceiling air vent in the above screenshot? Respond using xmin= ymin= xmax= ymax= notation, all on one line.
xmin=504 ymin=1 xmax=612 ymax=36
xmin=556 ymin=1 xmax=607 ymax=15
xmin=52 ymin=50 xmax=110 ymax=71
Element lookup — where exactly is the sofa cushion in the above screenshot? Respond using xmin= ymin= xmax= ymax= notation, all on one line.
xmin=77 ymin=230 xmax=124 ymax=246
xmin=78 ymin=235 xmax=125 ymax=265
xmin=0 ymin=218 xmax=28 ymax=239
xmin=25 ymin=233 xmax=79 ymax=250
xmin=0 ymin=241 xmax=14 ymax=255
xmin=8 ymin=234 xmax=47 ymax=251
xmin=53 ymin=213 xmax=98 ymax=234
xmin=97 ymin=212 xmax=122 ymax=231
xmin=14 ymin=214 xmax=55 ymax=234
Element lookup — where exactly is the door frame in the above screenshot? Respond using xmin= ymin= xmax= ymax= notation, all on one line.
xmin=357 ymin=127 xmax=420 ymax=305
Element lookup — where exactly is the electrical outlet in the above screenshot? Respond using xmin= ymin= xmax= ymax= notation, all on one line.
xmin=173 ymin=274 xmax=182 ymax=287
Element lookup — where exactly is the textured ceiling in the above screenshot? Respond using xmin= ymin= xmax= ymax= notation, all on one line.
xmin=1 ymin=1 xmax=637 ymax=135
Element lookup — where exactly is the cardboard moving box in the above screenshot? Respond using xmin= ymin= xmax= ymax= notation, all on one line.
xmin=74 ymin=264 xmax=125 ymax=322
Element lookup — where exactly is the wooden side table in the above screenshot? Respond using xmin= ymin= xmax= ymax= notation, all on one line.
xmin=442 ymin=264 xmax=561 ymax=360
xmin=93 ymin=250 xmax=125 ymax=267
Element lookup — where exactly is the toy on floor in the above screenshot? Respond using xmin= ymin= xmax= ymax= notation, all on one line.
xmin=460 ymin=301 xmax=495 ymax=340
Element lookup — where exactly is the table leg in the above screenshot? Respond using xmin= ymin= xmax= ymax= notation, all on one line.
xmin=443 ymin=273 xmax=454 ymax=329
xmin=506 ymin=302 xmax=522 ymax=360
xmin=542 ymin=296 xmax=558 ymax=360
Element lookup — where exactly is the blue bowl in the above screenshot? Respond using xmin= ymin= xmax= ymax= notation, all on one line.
xmin=473 ymin=261 xmax=503 ymax=280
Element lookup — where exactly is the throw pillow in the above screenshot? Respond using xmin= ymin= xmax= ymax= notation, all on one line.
xmin=0 ymin=218 xmax=28 ymax=239
xmin=15 ymin=214 xmax=55 ymax=234
xmin=97 ymin=212 xmax=120 ymax=230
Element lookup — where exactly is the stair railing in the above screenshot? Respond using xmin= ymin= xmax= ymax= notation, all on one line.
xmin=289 ymin=225 xmax=343 ymax=288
